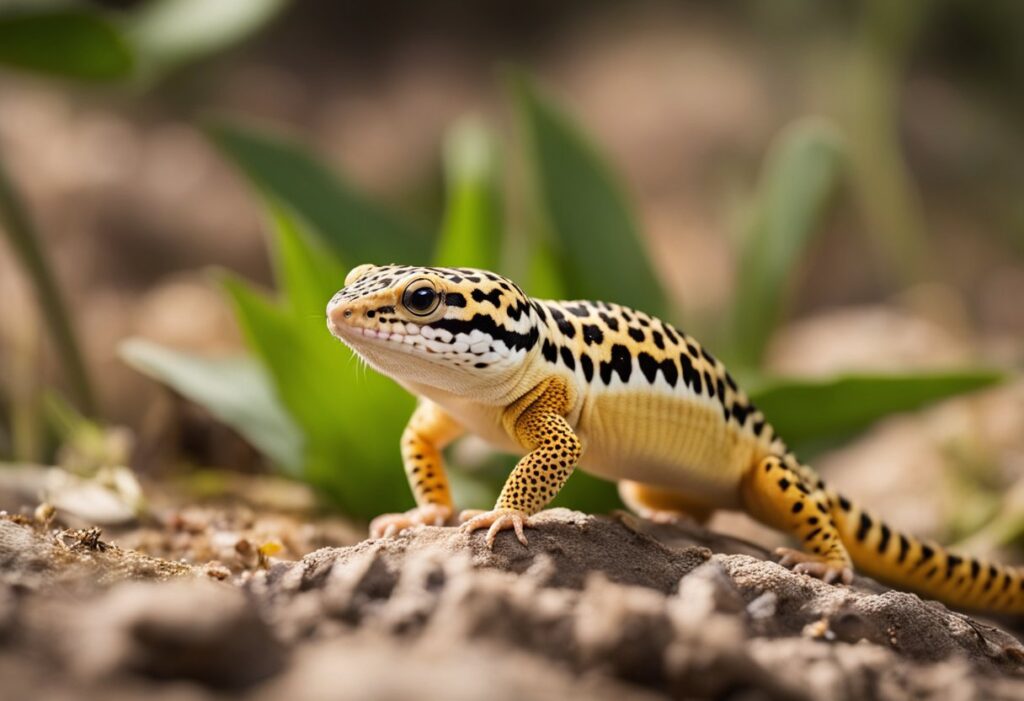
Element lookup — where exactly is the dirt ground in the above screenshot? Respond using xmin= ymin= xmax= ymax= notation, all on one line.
xmin=2 ymin=5 xmax=1024 ymax=700
xmin=2 ymin=499 xmax=1023 ymax=701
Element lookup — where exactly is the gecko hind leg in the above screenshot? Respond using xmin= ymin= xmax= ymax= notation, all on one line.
xmin=740 ymin=455 xmax=854 ymax=585
xmin=618 ymin=480 xmax=716 ymax=525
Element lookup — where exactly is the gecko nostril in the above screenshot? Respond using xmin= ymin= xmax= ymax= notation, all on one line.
xmin=328 ymin=303 xmax=355 ymax=324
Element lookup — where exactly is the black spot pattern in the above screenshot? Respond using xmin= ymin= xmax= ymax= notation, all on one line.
xmin=600 ymin=344 xmax=632 ymax=385
xmin=432 ymin=314 xmax=539 ymax=353
xmin=541 ymin=340 xmax=558 ymax=364
xmin=598 ymin=313 xmax=620 ymax=331
xmin=638 ymin=352 xmax=659 ymax=383
xmin=580 ymin=354 xmax=594 ymax=382
xmin=559 ymin=346 xmax=576 ymax=371
xmin=582 ymin=324 xmax=604 ymax=345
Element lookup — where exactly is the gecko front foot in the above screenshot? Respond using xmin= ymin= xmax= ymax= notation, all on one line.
xmin=369 ymin=503 xmax=453 ymax=539
xmin=459 ymin=508 xmax=531 ymax=548
xmin=775 ymin=547 xmax=854 ymax=585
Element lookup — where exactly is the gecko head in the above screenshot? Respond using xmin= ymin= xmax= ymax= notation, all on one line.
xmin=326 ymin=264 xmax=540 ymax=393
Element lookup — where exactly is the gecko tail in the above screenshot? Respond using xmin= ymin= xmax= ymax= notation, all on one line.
xmin=827 ymin=488 xmax=1024 ymax=615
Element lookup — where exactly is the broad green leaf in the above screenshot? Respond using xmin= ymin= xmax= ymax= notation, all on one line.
xmin=731 ymin=119 xmax=845 ymax=369
xmin=213 ymin=207 xmax=417 ymax=520
xmin=750 ymin=370 xmax=1004 ymax=453
xmin=525 ymin=238 xmax=567 ymax=301
xmin=512 ymin=71 xmax=667 ymax=316
xmin=206 ymin=120 xmax=431 ymax=264
xmin=0 ymin=7 xmax=134 ymax=82
xmin=130 ymin=0 xmax=285 ymax=76
xmin=220 ymin=272 xmax=413 ymax=518
xmin=119 ymin=338 xmax=303 ymax=472
xmin=269 ymin=204 xmax=347 ymax=318
xmin=434 ymin=117 xmax=501 ymax=270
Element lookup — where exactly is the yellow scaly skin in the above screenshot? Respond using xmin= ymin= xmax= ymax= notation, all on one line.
xmin=326 ymin=264 xmax=1024 ymax=615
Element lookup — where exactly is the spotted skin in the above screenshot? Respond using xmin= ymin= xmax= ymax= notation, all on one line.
xmin=327 ymin=264 xmax=1024 ymax=615
xmin=368 ymin=400 xmax=463 ymax=538
xmin=496 ymin=376 xmax=581 ymax=513
xmin=403 ymin=401 xmax=461 ymax=505
xmin=461 ymin=376 xmax=581 ymax=546
xmin=740 ymin=456 xmax=852 ymax=583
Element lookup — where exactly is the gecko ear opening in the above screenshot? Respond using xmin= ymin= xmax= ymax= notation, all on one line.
xmin=345 ymin=263 xmax=376 ymax=286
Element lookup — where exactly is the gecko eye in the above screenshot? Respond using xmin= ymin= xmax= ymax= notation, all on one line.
xmin=402 ymin=279 xmax=440 ymax=316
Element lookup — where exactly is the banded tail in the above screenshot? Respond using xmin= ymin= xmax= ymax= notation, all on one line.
xmin=827 ymin=487 xmax=1024 ymax=615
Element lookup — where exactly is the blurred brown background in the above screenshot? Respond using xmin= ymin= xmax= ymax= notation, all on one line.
xmin=1 ymin=0 xmax=1022 ymax=459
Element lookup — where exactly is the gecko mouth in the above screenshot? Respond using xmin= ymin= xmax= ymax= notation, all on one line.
xmin=330 ymin=318 xmax=511 ymax=372
xmin=328 ymin=319 xmax=460 ymax=357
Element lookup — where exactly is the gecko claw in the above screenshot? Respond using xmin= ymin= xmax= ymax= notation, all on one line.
xmin=457 ymin=509 xmax=485 ymax=523
xmin=775 ymin=547 xmax=853 ymax=585
xmin=460 ymin=508 xmax=531 ymax=549
xmin=369 ymin=504 xmax=453 ymax=539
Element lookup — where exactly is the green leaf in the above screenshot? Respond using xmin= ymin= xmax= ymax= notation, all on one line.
xmin=524 ymin=238 xmax=567 ymax=301
xmin=129 ymin=0 xmax=285 ymax=77
xmin=0 ymin=7 xmax=134 ymax=82
xmin=206 ymin=120 xmax=432 ymax=264
xmin=512 ymin=71 xmax=667 ymax=316
xmin=269 ymin=203 xmax=347 ymax=317
xmin=119 ymin=338 xmax=303 ymax=472
xmin=434 ymin=117 xmax=502 ymax=270
xmin=185 ymin=206 xmax=414 ymax=520
xmin=731 ymin=119 xmax=846 ymax=369
xmin=220 ymin=262 xmax=413 ymax=518
xmin=750 ymin=370 xmax=1004 ymax=453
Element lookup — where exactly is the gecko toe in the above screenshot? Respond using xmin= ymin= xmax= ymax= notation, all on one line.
xmin=463 ymin=509 xmax=531 ymax=548
xmin=777 ymin=547 xmax=852 ymax=585
xmin=370 ymin=504 xmax=453 ymax=539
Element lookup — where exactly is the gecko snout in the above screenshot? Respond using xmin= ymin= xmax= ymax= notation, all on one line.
xmin=327 ymin=301 xmax=355 ymax=330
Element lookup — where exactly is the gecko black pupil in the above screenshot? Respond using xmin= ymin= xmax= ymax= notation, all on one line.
xmin=405 ymin=286 xmax=437 ymax=313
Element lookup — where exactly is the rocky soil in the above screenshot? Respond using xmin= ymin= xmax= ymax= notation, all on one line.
xmin=2 ymin=507 xmax=1023 ymax=701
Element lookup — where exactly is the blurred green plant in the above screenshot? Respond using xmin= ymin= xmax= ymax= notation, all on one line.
xmin=729 ymin=118 xmax=844 ymax=371
xmin=435 ymin=117 xmax=502 ymax=271
xmin=129 ymin=0 xmax=286 ymax=81
xmin=0 ymin=5 xmax=134 ymax=82
xmin=120 ymin=73 xmax=1004 ymax=522
xmin=0 ymin=157 xmax=96 ymax=420
xmin=206 ymin=122 xmax=432 ymax=263
xmin=511 ymin=71 xmax=669 ymax=318
xmin=0 ymin=0 xmax=292 ymax=465
xmin=119 ymin=339 xmax=303 ymax=471
xmin=0 ymin=1 xmax=285 ymax=85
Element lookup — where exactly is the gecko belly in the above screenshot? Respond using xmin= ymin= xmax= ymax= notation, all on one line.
xmin=576 ymin=391 xmax=764 ymax=508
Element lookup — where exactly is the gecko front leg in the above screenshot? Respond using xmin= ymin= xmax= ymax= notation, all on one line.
xmin=461 ymin=377 xmax=581 ymax=548
xmin=370 ymin=399 xmax=464 ymax=538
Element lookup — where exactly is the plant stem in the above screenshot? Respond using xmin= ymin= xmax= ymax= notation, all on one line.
xmin=0 ymin=157 xmax=97 ymax=416
xmin=847 ymin=0 xmax=936 ymax=284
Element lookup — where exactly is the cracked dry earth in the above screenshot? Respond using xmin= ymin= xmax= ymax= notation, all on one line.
xmin=2 ymin=509 xmax=1023 ymax=701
